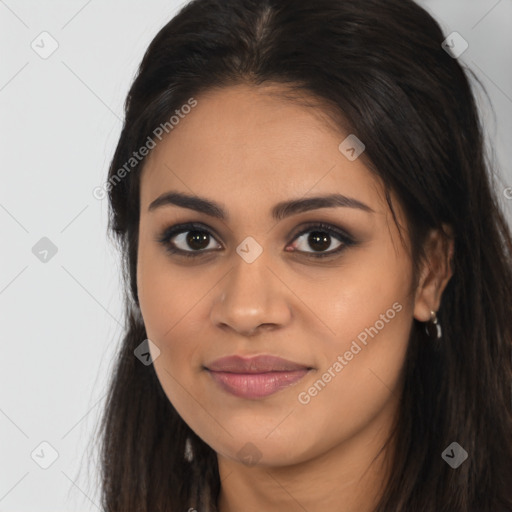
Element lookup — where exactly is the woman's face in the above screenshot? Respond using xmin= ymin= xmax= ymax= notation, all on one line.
xmin=136 ymin=84 xmax=424 ymax=469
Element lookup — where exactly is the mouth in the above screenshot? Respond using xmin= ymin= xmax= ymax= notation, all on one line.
xmin=204 ymin=354 xmax=313 ymax=399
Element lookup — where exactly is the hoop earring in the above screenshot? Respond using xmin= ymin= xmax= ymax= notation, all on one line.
xmin=184 ymin=437 xmax=194 ymax=462
xmin=424 ymin=310 xmax=442 ymax=339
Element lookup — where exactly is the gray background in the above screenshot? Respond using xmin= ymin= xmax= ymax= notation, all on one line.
xmin=1 ymin=1 xmax=511 ymax=510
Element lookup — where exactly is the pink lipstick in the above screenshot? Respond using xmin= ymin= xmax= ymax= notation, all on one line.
xmin=205 ymin=355 xmax=311 ymax=399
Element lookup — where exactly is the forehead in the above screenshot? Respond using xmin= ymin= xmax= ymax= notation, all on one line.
xmin=139 ymin=84 xmax=387 ymax=215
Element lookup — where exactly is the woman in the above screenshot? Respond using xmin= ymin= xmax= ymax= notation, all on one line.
xmin=97 ymin=0 xmax=512 ymax=510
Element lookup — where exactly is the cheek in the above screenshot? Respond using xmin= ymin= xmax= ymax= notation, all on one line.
xmin=292 ymin=300 xmax=412 ymax=458
xmin=295 ymin=243 xmax=413 ymax=351
xmin=136 ymin=244 xmax=202 ymax=399
xmin=291 ymin=249 xmax=413 ymax=423
xmin=137 ymin=253 xmax=212 ymax=428
xmin=290 ymin=295 xmax=408 ymax=405
xmin=138 ymin=265 xmax=208 ymax=368
xmin=137 ymin=236 xmax=209 ymax=342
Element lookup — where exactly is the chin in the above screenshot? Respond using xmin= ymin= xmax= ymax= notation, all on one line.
xmin=206 ymin=430 xmax=316 ymax=468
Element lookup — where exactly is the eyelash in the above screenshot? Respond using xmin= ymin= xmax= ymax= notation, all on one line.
xmin=155 ymin=221 xmax=356 ymax=260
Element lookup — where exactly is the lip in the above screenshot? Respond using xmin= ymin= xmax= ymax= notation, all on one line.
xmin=204 ymin=355 xmax=312 ymax=399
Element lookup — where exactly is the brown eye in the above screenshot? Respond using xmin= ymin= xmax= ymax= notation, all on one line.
xmin=168 ymin=229 xmax=221 ymax=253
xmin=156 ymin=222 xmax=222 ymax=258
xmin=286 ymin=222 xmax=356 ymax=259
xmin=290 ymin=229 xmax=344 ymax=256
xmin=157 ymin=221 xmax=355 ymax=260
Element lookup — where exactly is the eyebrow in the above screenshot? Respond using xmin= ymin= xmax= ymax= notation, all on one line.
xmin=148 ymin=191 xmax=375 ymax=221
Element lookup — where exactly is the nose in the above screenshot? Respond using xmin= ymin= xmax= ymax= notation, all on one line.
xmin=210 ymin=255 xmax=292 ymax=337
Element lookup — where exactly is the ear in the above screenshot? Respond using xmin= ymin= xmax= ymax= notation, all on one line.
xmin=413 ymin=224 xmax=454 ymax=322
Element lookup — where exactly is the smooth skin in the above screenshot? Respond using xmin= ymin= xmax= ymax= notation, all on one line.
xmin=136 ymin=84 xmax=454 ymax=512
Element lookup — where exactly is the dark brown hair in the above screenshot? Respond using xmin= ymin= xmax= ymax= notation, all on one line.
xmin=96 ymin=0 xmax=512 ymax=510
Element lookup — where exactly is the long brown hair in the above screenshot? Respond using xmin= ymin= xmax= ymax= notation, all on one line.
xmin=96 ymin=0 xmax=512 ymax=510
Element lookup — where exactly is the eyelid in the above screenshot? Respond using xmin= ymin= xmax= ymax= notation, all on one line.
xmin=289 ymin=221 xmax=355 ymax=245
